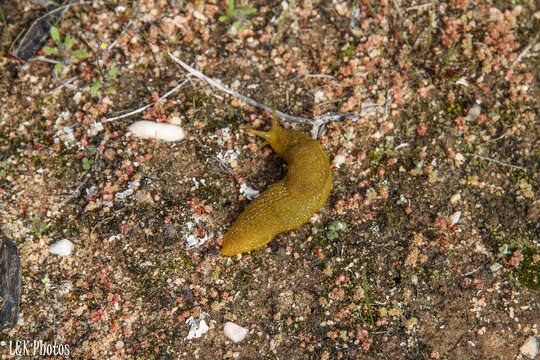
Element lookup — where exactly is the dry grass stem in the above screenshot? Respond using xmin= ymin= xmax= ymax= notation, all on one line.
xmin=105 ymin=79 xmax=189 ymax=122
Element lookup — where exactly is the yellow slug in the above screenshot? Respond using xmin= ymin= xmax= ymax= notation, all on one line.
xmin=221 ymin=108 xmax=332 ymax=256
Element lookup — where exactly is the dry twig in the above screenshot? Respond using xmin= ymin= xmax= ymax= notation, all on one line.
xmin=511 ymin=33 xmax=539 ymax=69
xmin=392 ymin=0 xmax=403 ymax=18
xmin=14 ymin=0 xmax=92 ymax=59
xmin=406 ymin=3 xmax=433 ymax=11
xmin=58 ymin=173 xmax=91 ymax=208
xmin=105 ymin=79 xmax=189 ymax=122
xmin=168 ymin=52 xmax=311 ymax=124
xmin=464 ymin=153 xmax=527 ymax=172
xmin=168 ymin=53 xmax=363 ymax=138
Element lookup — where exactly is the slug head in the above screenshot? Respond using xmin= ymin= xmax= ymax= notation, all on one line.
xmin=247 ymin=107 xmax=290 ymax=157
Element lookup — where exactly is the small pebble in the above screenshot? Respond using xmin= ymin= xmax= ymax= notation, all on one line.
xmin=185 ymin=316 xmax=209 ymax=340
xmin=224 ymin=322 xmax=248 ymax=343
xmin=333 ymin=154 xmax=346 ymax=168
xmin=450 ymin=211 xmax=461 ymax=226
xmin=466 ymin=103 xmax=482 ymax=122
xmin=48 ymin=239 xmax=74 ymax=257
xmin=520 ymin=336 xmax=539 ymax=359
xmin=240 ymin=184 xmax=260 ymax=200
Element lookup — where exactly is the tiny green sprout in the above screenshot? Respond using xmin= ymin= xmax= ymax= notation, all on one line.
xmin=490 ymin=262 xmax=503 ymax=272
xmin=32 ymin=218 xmax=49 ymax=237
xmin=327 ymin=230 xmax=339 ymax=240
xmin=339 ymin=44 xmax=355 ymax=59
xmin=108 ymin=66 xmax=118 ymax=79
xmin=82 ymin=157 xmax=94 ymax=170
xmin=219 ymin=0 xmax=257 ymax=30
xmin=50 ymin=26 xmax=60 ymax=46
xmin=273 ymin=0 xmax=294 ymax=45
xmin=329 ymin=220 xmax=347 ymax=231
xmin=43 ymin=26 xmax=89 ymax=74
xmin=326 ymin=220 xmax=347 ymax=240
xmin=362 ymin=264 xmax=375 ymax=326
xmin=90 ymin=78 xmax=102 ymax=96
xmin=90 ymin=66 xmax=118 ymax=96
xmin=497 ymin=244 xmax=510 ymax=258
xmin=437 ymin=40 xmax=457 ymax=78
xmin=397 ymin=194 xmax=408 ymax=205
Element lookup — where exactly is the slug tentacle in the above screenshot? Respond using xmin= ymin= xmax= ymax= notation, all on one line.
xmin=221 ymin=107 xmax=332 ymax=256
xmin=246 ymin=108 xmax=285 ymax=155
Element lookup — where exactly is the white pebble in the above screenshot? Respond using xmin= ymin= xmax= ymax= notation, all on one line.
xmin=450 ymin=211 xmax=461 ymax=226
xmin=224 ymin=322 xmax=248 ymax=343
xmin=128 ymin=121 xmax=185 ymax=142
xmin=240 ymin=183 xmax=260 ymax=200
xmin=48 ymin=239 xmax=74 ymax=257
xmin=333 ymin=154 xmax=346 ymax=168
xmin=520 ymin=336 xmax=539 ymax=359
xmin=466 ymin=103 xmax=482 ymax=122
xmin=185 ymin=316 xmax=209 ymax=340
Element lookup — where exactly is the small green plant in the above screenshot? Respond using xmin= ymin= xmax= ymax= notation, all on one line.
xmin=32 ymin=217 xmax=49 ymax=237
xmin=82 ymin=145 xmax=96 ymax=170
xmin=326 ymin=220 xmax=347 ymax=240
xmin=497 ymin=243 xmax=510 ymax=258
xmin=43 ymin=26 xmax=89 ymax=73
xmin=219 ymin=0 xmax=256 ymax=30
xmin=437 ymin=40 xmax=457 ymax=77
xmin=365 ymin=0 xmax=376 ymax=16
xmin=273 ymin=0 xmax=294 ymax=45
xmin=90 ymin=66 xmax=117 ymax=96
xmin=339 ymin=43 xmax=355 ymax=59
xmin=516 ymin=247 xmax=539 ymax=291
xmin=362 ymin=264 xmax=375 ymax=326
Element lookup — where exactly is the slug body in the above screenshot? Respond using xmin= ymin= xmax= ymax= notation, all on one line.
xmin=221 ymin=110 xmax=332 ymax=256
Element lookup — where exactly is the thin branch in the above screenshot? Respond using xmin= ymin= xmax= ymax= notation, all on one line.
xmin=13 ymin=0 xmax=89 ymax=59
xmin=48 ymin=76 xmax=77 ymax=93
xmin=462 ymin=263 xmax=486 ymax=277
xmin=464 ymin=153 xmax=527 ymax=172
xmin=33 ymin=0 xmax=93 ymax=24
xmin=58 ymin=172 xmax=91 ymax=208
xmin=392 ymin=0 xmax=403 ymax=18
xmin=511 ymin=33 xmax=539 ymax=69
xmin=30 ymin=55 xmax=63 ymax=64
xmin=303 ymin=74 xmax=335 ymax=79
xmin=310 ymin=112 xmax=361 ymax=139
xmin=168 ymin=52 xmax=311 ymax=124
xmin=216 ymin=157 xmax=236 ymax=177
xmin=105 ymin=79 xmax=189 ymax=122
xmin=89 ymin=208 xmax=126 ymax=238
xmin=109 ymin=0 xmax=139 ymax=49
xmin=406 ymin=3 xmax=433 ymax=11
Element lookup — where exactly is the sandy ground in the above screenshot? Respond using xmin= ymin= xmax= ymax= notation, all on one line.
xmin=0 ymin=0 xmax=538 ymax=359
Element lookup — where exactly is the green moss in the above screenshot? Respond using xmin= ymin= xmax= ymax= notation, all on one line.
xmin=196 ymin=183 xmax=223 ymax=200
xmin=516 ymin=247 xmax=539 ymax=291
xmin=180 ymin=252 xmax=194 ymax=269
xmin=326 ymin=220 xmax=348 ymax=241
xmin=339 ymin=44 xmax=355 ymax=59
xmin=167 ymin=261 xmax=180 ymax=271
xmin=445 ymin=102 xmax=463 ymax=118
xmin=312 ymin=233 xmax=330 ymax=247
xmin=368 ymin=147 xmax=383 ymax=162
xmin=334 ymin=184 xmax=346 ymax=196
xmin=203 ymin=116 xmax=221 ymax=133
